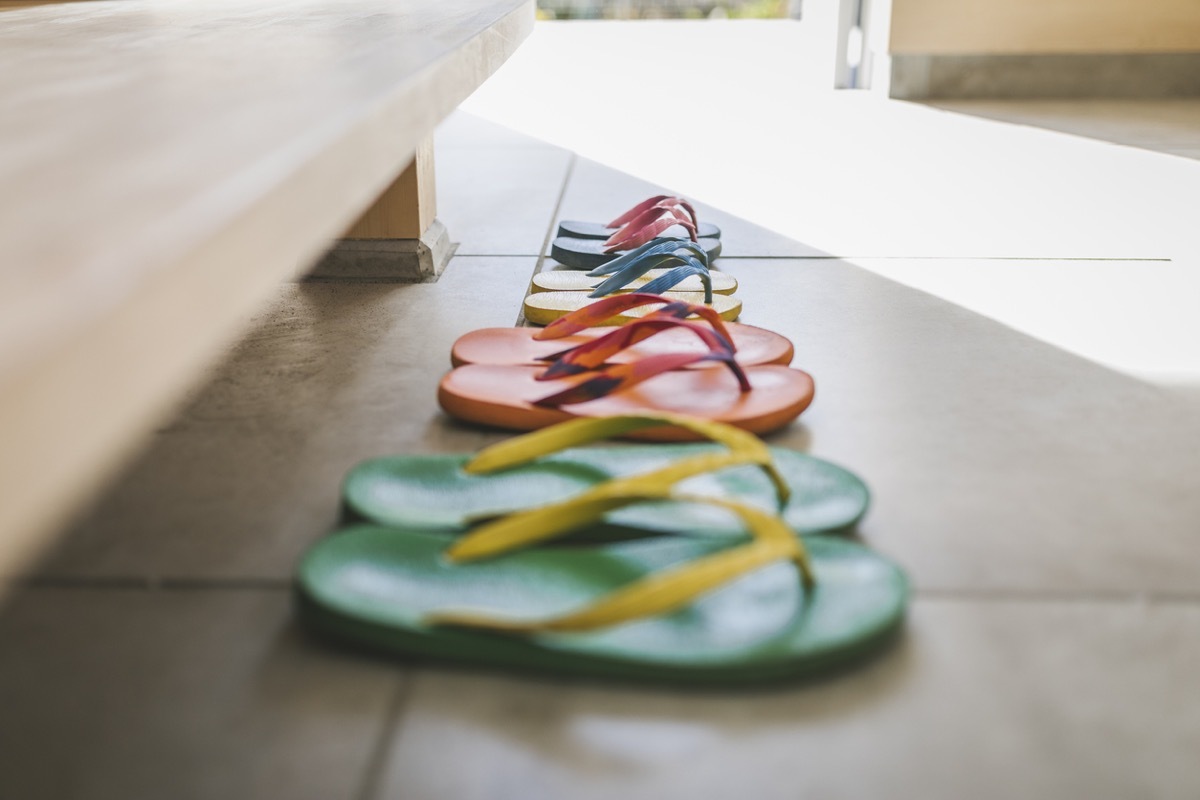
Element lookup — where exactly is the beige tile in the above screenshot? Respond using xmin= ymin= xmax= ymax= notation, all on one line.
xmin=437 ymin=146 xmax=571 ymax=256
xmin=846 ymin=256 xmax=1200 ymax=384
xmin=374 ymin=598 xmax=1200 ymax=800
xmin=892 ymin=55 xmax=1200 ymax=102
xmin=0 ymin=587 xmax=402 ymax=800
xmin=931 ymin=99 xmax=1200 ymax=150
xmin=31 ymin=257 xmax=536 ymax=581
xmin=723 ymin=258 xmax=1200 ymax=595
xmin=635 ymin=95 xmax=1197 ymax=256
xmin=460 ymin=25 xmax=1200 ymax=261
xmin=436 ymin=110 xmax=559 ymax=151
xmin=555 ymin=158 xmax=827 ymax=259
xmin=35 ymin=255 xmax=1200 ymax=596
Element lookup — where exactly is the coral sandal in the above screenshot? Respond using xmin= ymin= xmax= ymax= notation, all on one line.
xmin=557 ymin=195 xmax=722 ymax=244
xmin=453 ymin=296 xmax=792 ymax=369
xmin=298 ymin=491 xmax=907 ymax=684
xmin=439 ymin=323 xmax=814 ymax=438
xmin=343 ymin=414 xmax=869 ymax=538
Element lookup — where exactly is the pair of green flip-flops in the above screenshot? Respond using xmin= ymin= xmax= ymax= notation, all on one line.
xmin=297 ymin=413 xmax=907 ymax=685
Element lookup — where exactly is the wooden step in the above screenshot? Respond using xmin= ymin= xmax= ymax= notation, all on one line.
xmin=0 ymin=0 xmax=534 ymax=579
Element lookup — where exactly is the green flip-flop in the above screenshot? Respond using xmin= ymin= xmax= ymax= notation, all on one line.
xmin=298 ymin=493 xmax=908 ymax=684
xmin=343 ymin=414 xmax=868 ymax=540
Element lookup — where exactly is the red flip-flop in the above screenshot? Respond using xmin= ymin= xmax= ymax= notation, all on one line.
xmin=440 ymin=313 xmax=813 ymax=441
xmin=557 ymin=195 xmax=722 ymax=245
xmin=453 ymin=294 xmax=793 ymax=368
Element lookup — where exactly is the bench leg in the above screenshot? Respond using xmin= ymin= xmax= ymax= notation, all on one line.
xmin=310 ymin=136 xmax=453 ymax=281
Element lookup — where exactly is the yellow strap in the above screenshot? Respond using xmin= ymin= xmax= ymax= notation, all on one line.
xmin=464 ymin=412 xmax=790 ymax=507
xmin=452 ymin=453 xmax=770 ymax=561
xmin=426 ymin=496 xmax=814 ymax=634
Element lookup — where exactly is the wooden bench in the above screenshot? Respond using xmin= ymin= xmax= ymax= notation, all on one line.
xmin=0 ymin=0 xmax=534 ymax=578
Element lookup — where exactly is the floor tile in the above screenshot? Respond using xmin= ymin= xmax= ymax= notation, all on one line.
xmin=0 ymin=587 xmax=402 ymax=800
xmin=847 ymin=256 xmax=1200 ymax=384
xmin=554 ymin=157 xmax=826 ymax=259
xmin=789 ymin=99 xmax=1193 ymax=258
xmin=373 ymin=598 xmax=1200 ymax=800
xmin=930 ymin=99 xmax=1200 ymax=150
xmin=718 ymin=258 xmax=1200 ymax=595
xmin=436 ymin=110 xmax=560 ymax=151
xmin=34 ymin=255 xmax=1200 ymax=595
xmin=31 ymin=257 xmax=536 ymax=581
xmin=7 ymin=21 xmax=1200 ymax=800
xmin=462 ymin=25 xmax=1200 ymax=261
xmin=437 ymin=146 xmax=571 ymax=256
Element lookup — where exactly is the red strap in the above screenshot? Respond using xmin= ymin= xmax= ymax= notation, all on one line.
xmin=538 ymin=317 xmax=734 ymax=379
xmin=671 ymin=198 xmax=700 ymax=230
xmin=603 ymin=204 xmax=695 ymax=247
xmin=607 ymin=195 xmax=674 ymax=228
xmin=603 ymin=209 xmax=698 ymax=252
xmin=654 ymin=197 xmax=699 ymax=231
xmin=533 ymin=293 xmax=734 ymax=346
xmin=534 ymin=349 xmax=751 ymax=408
xmin=607 ymin=195 xmax=699 ymax=231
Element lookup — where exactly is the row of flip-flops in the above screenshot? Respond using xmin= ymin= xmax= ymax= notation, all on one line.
xmin=439 ymin=196 xmax=802 ymax=437
xmin=295 ymin=196 xmax=909 ymax=686
xmin=529 ymin=195 xmax=738 ymax=324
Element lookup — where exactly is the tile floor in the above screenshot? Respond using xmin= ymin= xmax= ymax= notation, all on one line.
xmin=3 ymin=22 xmax=1200 ymax=800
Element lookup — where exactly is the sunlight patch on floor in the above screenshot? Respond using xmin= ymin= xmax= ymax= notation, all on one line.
xmin=844 ymin=257 xmax=1200 ymax=386
xmin=461 ymin=21 xmax=1200 ymax=386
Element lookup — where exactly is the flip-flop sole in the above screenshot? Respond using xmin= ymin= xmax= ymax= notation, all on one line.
xmin=343 ymin=444 xmax=868 ymax=537
xmin=551 ymin=236 xmax=723 ymax=271
xmin=531 ymin=268 xmax=737 ymax=295
xmin=450 ymin=323 xmax=792 ymax=369
xmin=298 ymin=527 xmax=908 ymax=684
xmin=438 ymin=364 xmax=814 ymax=440
xmin=524 ymin=291 xmax=742 ymax=327
xmin=558 ymin=219 xmax=722 ymax=241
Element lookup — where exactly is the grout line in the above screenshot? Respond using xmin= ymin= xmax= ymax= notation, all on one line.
xmin=9 ymin=576 xmax=292 ymax=591
xmin=9 ymin=576 xmax=1200 ymax=606
xmin=437 ymin=253 xmax=541 ymax=259
xmin=713 ymin=255 xmax=1174 ymax=262
xmin=915 ymin=587 xmax=1200 ymax=606
xmin=5 ymin=576 xmax=154 ymax=590
xmin=161 ymin=576 xmax=291 ymax=590
xmin=299 ymin=276 xmax=447 ymax=285
xmin=514 ymin=152 xmax=577 ymax=327
xmin=354 ymin=672 xmax=418 ymax=800
xmin=437 ymin=145 xmax=561 ymax=152
xmin=535 ymin=152 xmax=576 ymax=275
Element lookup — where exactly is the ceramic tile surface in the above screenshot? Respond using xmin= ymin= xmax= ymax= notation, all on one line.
xmin=33 ymin=257 xmax=536 ymax=580
xmin=931 ymin=99 xmax=1200 ymax=149
xmin=843 ymin=256 xmax=1200 ymax=384
xmin=375 ymin=599 xmax=1200 ymax=800
xmin=0 ymin=588 xmax=403 ymax=800
xmin=725 ymin=258 xmax=1200 ymax=595
xmin=7 ymin=21 xmax=1200 ymax=800
xmin=462 ymin=29 xmax=1200 ymax=261
xmin=552 ymin=157 xmax=827 ymax=259
xmin=437 ymin=146 xmax=572 ymax=256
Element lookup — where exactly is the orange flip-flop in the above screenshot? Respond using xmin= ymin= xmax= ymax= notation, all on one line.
xmin=439 ymin=318 xmax=814 ymax=441
xmin=452 ymin=294 xmax=793 ymax=368
xmin=439 ymin=364 xmax=813 ymax=441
